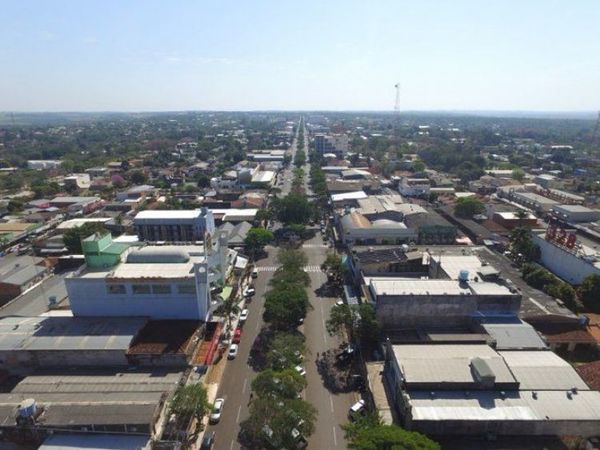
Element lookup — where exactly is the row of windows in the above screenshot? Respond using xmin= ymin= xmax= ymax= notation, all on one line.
xmin=107 ymin=284 xmax=196 ymax=295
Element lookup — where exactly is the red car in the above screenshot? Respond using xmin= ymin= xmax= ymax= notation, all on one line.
xmin=233 ymin=327 xmax=242 ymax=344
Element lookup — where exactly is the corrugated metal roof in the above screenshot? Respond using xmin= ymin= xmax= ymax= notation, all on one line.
xmin=499 ymin=351 xmax=589 ymax=390
xmin=482 ymin=321 xmax=547 ymax=350
xmin=0 ymin=317 xmax=146 ymax=351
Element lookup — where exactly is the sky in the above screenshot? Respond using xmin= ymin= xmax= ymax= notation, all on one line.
xmin=1 ymin=0 xmax=599 ymax=112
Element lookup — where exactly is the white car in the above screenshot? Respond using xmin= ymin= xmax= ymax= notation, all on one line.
xmin=244 ymin=287 xmax=256 ymax=297
xmin=349 ymin=399 xmax=366 ymax=419
xmin=209 ymin=398 xmax=224 ymax=423
xmin=335 ymin=300 xmax=344 ymax=307
xmin=294 ymin=365 xmax=306 ymax=376
xmin=239 ymin=309 xmax=249 ymax=322
xmin=228 ymin=344 xmax=239 ymax=360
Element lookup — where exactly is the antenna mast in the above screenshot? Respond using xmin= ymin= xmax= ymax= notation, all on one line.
xmin=394 ymin=83 xmax=401 ymax=112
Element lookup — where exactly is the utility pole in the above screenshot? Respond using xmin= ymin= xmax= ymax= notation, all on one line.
xmin=592 ymin=111 xmax=600 ymax=149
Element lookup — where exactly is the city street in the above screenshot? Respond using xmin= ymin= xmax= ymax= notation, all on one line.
xmin=205 ymin=121 xmax=354 ymax=449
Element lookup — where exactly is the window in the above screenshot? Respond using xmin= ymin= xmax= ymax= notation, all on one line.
xmin=152 ymin=284 xmax=171 ymax=295
xmin=177 ymin=284 xmax=196 ymax=294
xmin=107 ymin=284 xmax=126 ymax=295
xmin=132 ymin=284 xmax=151 ymax=295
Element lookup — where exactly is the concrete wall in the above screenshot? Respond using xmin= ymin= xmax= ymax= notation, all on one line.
xmin=374 ymin=294 xmax=520 ymax=329
xmin=66 ymin=277 xmax=204 ymax=320
xmin=0 ymin=349 xmax=128 ymax=374
xmin=533 ymin=234 xmax=600 ymax=284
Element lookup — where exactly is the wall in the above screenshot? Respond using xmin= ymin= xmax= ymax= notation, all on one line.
xmin=374 ymin=293 xmax=520 ymax=330
xmin=533 ymin=234 xmax=600 ymax=284
xmin=0 ymin=349 xmax=128 ymax=374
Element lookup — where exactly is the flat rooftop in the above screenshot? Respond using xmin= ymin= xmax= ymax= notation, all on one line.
xmin=0 ymin=316 xmax=147 ymax=351
xmin=369 ymin=278 xmax=513 ymax=297
xmin=127 ymin=320 xmax=200 ymax=355
xmin=135 ymin=209 xmax=205 ymax=220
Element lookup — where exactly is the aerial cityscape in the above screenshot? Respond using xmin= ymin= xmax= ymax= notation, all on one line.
xmin=1 ymin=1 xmax=600 ymax=450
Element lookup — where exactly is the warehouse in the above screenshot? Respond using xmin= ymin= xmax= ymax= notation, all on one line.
xmin=384 ymin=344 xmax=600 ymax=437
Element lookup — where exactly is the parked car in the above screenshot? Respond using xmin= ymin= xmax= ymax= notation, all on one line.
xmin=239 ymin=308 xmax=249 ymax=322
xmin=294 ymin=365 xmax=306 ymax=377
xmin=228 ymin=343 xmax=239 ymax=359
xmin=200 ymin=431 xmax=215 ymax=449
xmin=251 ymin=268 xmax=258 ymax=278
xmin=244 ymin=287 xmax=255 ymax=297
xmin=233 ymin=327 xmax=242 ymax=344
xmin=349 ymin=399 xmax=366 ymax=420
xmin=335 ymin=299 xmax=344 ymax=307
xmin=209 ymin=398 xmax=225 ymax=424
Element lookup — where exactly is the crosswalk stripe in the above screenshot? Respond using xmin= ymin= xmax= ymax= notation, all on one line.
xmin=255 ymin=265 xmax=322 ymax=273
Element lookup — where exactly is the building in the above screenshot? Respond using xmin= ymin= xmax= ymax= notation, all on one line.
xmin=314 ymin=134 xmax=349 ymax=158
xmin=511 ymin=191 xmax=559 ymax=213
xmin=532 ymin=231 xmax=600 ymax=284
xmin=218 ymin=221 xmax=252 ymax=247
xmin=65 ymin=231 xmax=230 ymax=320
xmin=367 ymin=278 xmax=520 ymax=330
xmin=0 ymin=256 xmax=52 ymax=304
xmin=533 ymin=174 xmax=557 ymax=189
xmin=551 ymin=204 xmax=600 ymax=223
xmin=492 ymin=211 xmax=538 ymax=229
xmin=398 ymin=177 xmax=431 ymax=197
xmin=384 ymin=343 xmax=600 ymax=437
xmin=134 ymin=208 xmax=215 ymax=242
xmin=0 ymin=369 xmax=181 ymax=438
xmin=27 ymin=160 xmax=62 ymax=170
xmin=49 ymin=196 xmax=104 ymax=214
xmin=247 ymin=149 xmax=286 ymax=162
xmin=339 ymin=211 xmax=417 ymax=246
xmin=116 ymin=184 xmax=156 ymax=202
xmin=63 ymin=173 xmax=91 ymax=190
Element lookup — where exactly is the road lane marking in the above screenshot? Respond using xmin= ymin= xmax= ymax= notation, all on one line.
xmin=255 ymin=319 xmax=260 ymax=331
xmin=236 ymin=405 xmax=242 ymax=422
xmin=242 ymin=378 xmax=248 ymax=394
xmin=230 ymin=440 xmax=235 ymax=450
xmin=333 ymin=426 xmax=338 ymax=446
xmin=330 ymin=396 xmax=334 ymax=413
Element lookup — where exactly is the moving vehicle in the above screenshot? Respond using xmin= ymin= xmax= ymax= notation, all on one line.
xmin=209 ymin=398 xmax=224 ymax=424
xmin=228 ymin=343 xmax=239 ymax=359
xmin=239 ymin=308 xmax=249 ymax=322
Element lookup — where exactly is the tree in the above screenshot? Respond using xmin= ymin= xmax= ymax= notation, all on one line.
xmin=266 ymin=332 xmax=306 ymax=370
xmin=510 ymin=227 xmax=540 ymax=262
xmin=321 ymin=252 xmax=347 ymax=286
xmin=278 ymin=249 xmax=308 ymax=272
xmin=255 ymin=208 xmax=272 ymax=225
xmin=344 ymin=421 xmax=440 ymax=450
xmin=252 ymin=368 xmax=306 ymax=399
xmin=263 ymin=284 xmax=309 ymax=330
xmin=454 ymin=197 xmax=485 ymax=219
xmin=412 ymin=160 xmax=426 ymax=173
xmin=272 ymin=193 xmax=313 ymax=225
xmin=245 ymin=227 xmax=274 ymax=258
xmin=240 ymin=397 xmax=317 ymax=450
xmin=63 ymin=222 xmax=108 ymax=253
xmin=326 ymin=303 xmax=380 ymax=345
xmin=512 ymin=168 xmax=526 ymax=182
xmin=579 ymin=274 xmax=600 ymax=312
xmin=7 ymin=199 xmax=24 ymax=214
xmin=195 ymin=173 xmax=210 ymax=188
xmin=169 ymin=383 xmax=211 ymax=423
xmin=215 ymin=293 xmax=240 ymax=332
xmin=326 ymin=304 xmax=354 ymax=338
xmin=129 ymin=170 xmax=147 ymax=185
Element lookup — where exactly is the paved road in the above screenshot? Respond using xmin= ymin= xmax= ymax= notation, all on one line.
xmin=206 ymin=245 xmax=277 ymax=450
xmin=302 ymin=231 xmax=354 ymax=450
xmin=206 ymin=120 xmax=354 ymax=449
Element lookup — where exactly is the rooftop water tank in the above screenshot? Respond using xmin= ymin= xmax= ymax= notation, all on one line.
xmin=458 ymin=270 xmax=470 ymax=283
xmin=18 ymin=399 xmax=36 ymax=418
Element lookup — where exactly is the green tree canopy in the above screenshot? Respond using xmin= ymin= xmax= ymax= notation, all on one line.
xmin=129 ymin=170 xmax=147 ymax=185
xmin=578 ymin=274 xmax=600 ymax=312
xmin=345 ymin=422 xmax=440 ymax=450
xmin=245 ymin=227 xmax=274 ymax=256
xmin=266 ymin=332 xmax=306 ymax=370
xmin=263 ymin=284 xmax=310 ymax=330
xmin=510 ymin=227 xmax=540 ymax=262
xmin=512 ymin=168 xmax=526 ymax=182
xmin=63 ymin=222 xmax=108 ymax=253
xmin=169 ymin=383 xmax=211 ymax=422
xmin=252 ymin=368 xmax=306 ymax=400
xmin=454 ymin=197 xmax=485 ymax=219
xmin=321 ymin=252 xmax=347 ymax=285
xmin=272 ymin=193 xmax=313 ymax=225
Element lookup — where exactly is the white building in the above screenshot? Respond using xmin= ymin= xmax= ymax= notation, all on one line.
xmin=398 ymin=177 xmax=431 ymax=197
xmin=65 ymin=232 xmax=231 ymax=321
xmin=533 ymin=232 xmax=600 ymax=284
xmin=314 ymin=134 xmax=349 ymax=158
xmin=27 ymin=160 xmax=62 ymax=170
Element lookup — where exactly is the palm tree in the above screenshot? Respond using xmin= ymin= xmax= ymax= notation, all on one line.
xmin=215 ymin=293 xmax=240 ymax=333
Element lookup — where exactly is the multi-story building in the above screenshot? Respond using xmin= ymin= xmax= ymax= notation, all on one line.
xmin=65 ymin=231 xmax=230 ymax=320
xmin=397 ymin=177 xmax=431 ymax=197
xmin=314 ymin=134 xmax=349 ymax=158
xmin=134 ymin=208 xmax=215 ymax=242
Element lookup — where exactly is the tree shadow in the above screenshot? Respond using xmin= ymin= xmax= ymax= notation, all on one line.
xmin=315 ymin=348 xmax=355 ymax=394
xmin=248 ymin=327 xmax=274 ymax=372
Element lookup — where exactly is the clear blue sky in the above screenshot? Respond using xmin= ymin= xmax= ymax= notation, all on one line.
xmin=1 ymin=0 xmax=599 ymax=112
